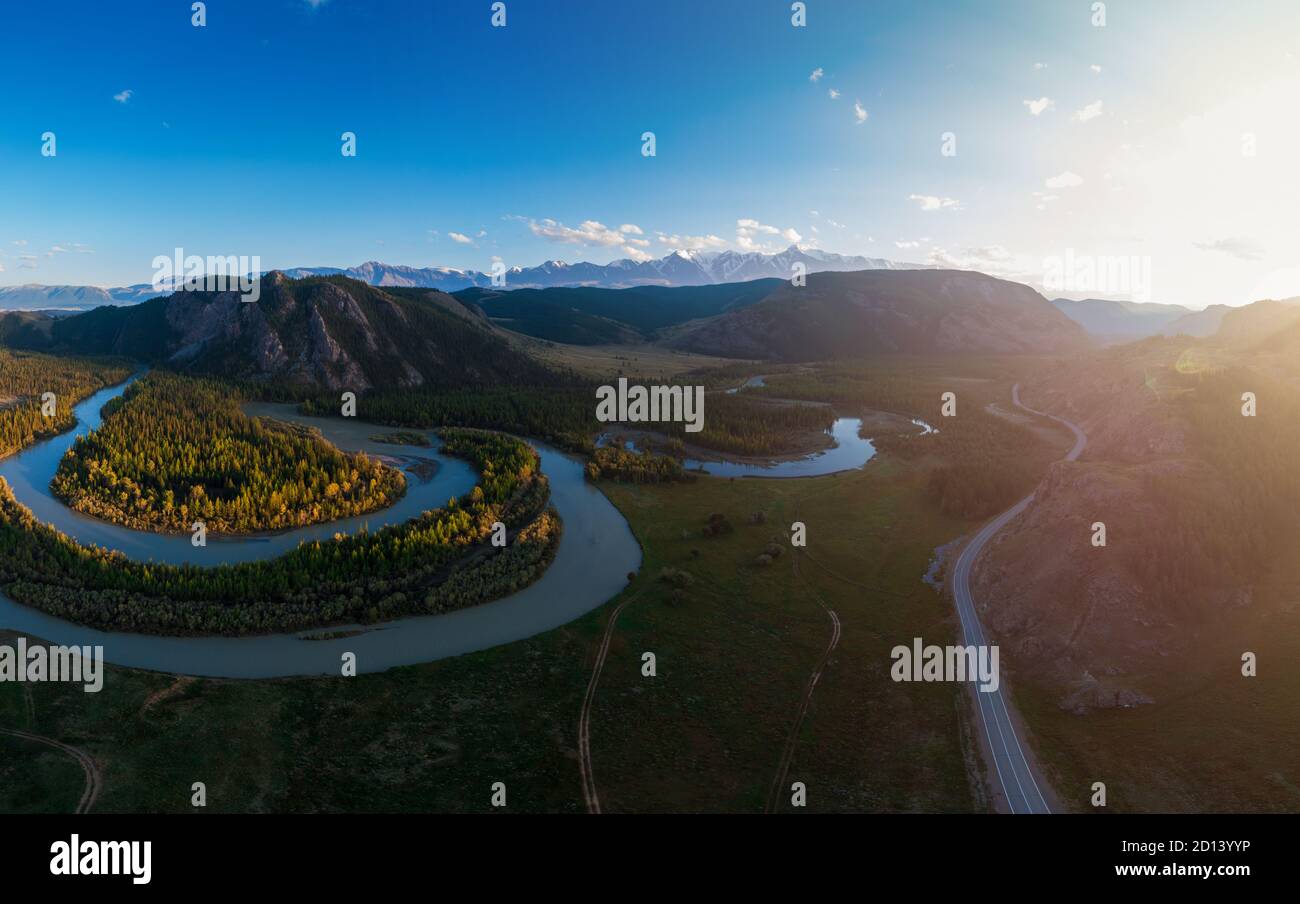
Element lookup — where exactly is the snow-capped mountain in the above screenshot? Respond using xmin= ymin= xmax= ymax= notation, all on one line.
xmin=286 ymin=245 xmax=922 ymax=291
xmin=1 ymin=246 xmax=924 ymax=310
xmin=0 ymin=282 xmax=160 ymax=311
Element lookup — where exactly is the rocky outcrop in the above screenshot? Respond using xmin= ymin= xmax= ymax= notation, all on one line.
xmin=3 ymin=274 xmax=557 ymax=392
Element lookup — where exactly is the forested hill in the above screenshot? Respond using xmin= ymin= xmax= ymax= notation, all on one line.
xmin=0 ymin=274 xmax=563 ymax=392
xmin=455 ymin=279 xmax=783 ymax=345
xmin=666 ymin=269 xmax=1092 ymax=360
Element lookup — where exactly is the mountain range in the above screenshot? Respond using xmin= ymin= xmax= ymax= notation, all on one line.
xmin=1050 ymin=296 xmax=1300 ymax=343
xmin=0 ymin=269 xmax=1098 ymax=390
xmin=286 ymin=245 xmax=923 ymax=291
xmin=0 ymin=282 xmax=161 ymax=311
xmin=0 ymin=246 xmax=924 ymax=311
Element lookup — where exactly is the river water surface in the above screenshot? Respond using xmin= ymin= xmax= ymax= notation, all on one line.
xmin=0 ymin=378 xmax=641 ymax=677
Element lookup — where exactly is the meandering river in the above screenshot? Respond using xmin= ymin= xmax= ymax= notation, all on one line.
xmin=0 ymin=378 xmax=641 ymax=677
xmin=682 ymin=417 xmax=876 ymax=478
xmin=599 ymin=416 xmax=882 ymax=479
xmin=0 ymin=375 xmax=903 ymax=677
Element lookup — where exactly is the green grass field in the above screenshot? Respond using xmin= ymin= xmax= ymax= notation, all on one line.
xmin=0 ymin=452 xmax=990 ymax=813
xmin=1 ymin=358 xmax=1097 ymax=814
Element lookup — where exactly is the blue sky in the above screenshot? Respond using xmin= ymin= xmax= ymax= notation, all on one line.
xmin=2 ymin=0 xmax=1299 ymax=307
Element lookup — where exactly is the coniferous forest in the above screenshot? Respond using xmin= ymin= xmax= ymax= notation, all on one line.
xmin=50 ymin=372 xmax=406 ymax=534
xmin=0 ymin=349 xmax=133 ymax=460
xmin=300 ymin=381 xmax=844 ymax=460
xmin=0 ymin=427 xmax=557 ymax=635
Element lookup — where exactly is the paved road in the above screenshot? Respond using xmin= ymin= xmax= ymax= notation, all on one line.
xmin=949 ymin=383 xmax=1086 ymax=814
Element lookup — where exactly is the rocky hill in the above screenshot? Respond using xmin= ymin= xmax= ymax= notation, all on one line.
xmin=969 ymin=339 xmax=1283 ymax=712
xmin=0 ymin=274 xmax=559 ymax=391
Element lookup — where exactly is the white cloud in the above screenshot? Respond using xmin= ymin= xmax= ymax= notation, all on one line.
xmin=657 ymin=232 xmax=728 ymax=251
xmin=894 ymin=239 xmax=929 ymax=249
xmin=113 ymin=89 xmax=133 ymax=104
xmin=1023 ymin=96 xmax=1054 ymax=116
xmin=448 ymin=232 xmax=474 ymax=244
xmin=12 ymin=240 xmax=27 ymax=246
xmin=616 ymin=245 xmax=652 ymax=262
xmin=527 ymin=218 xmax=635 ymax=247
xmin=854 ymin=101 xmax=868 ymax=123
xmin=1193 ymin=237 xmax=1265 ymax=261
xmin=1073 ymin=100 xmax=1104 ymax=122
xmin=1032 ymin=191 xmax=1060 ymax=208
xmin=908 ymin=194 xmax=961 ymax=212
xmin=1033 ymin=62 xmax=1047 ymax=70
xmin=809 ymin=67 xmax=824 ymax=82
xmin=737 ymin=218 xmax=801 ymax=251
xmin=1045 ymin=170 xmax=1084 ymax=189
xmin=927 ymin=245 xmax=1024 ymax=278
xmin=828 ymin=88 xmax=840 ymax=100
xmin=1090 ymin=64 xmax=1102 ymax=74
xmin=523 ymin=217 xmax=649 ymax=260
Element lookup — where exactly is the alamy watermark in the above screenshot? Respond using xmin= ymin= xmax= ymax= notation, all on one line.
xmin=151 ymin=247 xmax=262 ymax=302
xmin=596 ymin=377 xmax=704 ymax=433
xmin=50 ymin=835 xmax=151 ymax=885
xmin=891 ymin=637 xmax=1000 ymax=693
xmin=0 ymin=638 xmax=103 ymax=692
xmin=1042 ymin=249 xmax=1152 ymax=304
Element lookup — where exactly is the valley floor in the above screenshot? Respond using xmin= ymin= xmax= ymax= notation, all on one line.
xmin=0 ymin=453 xmax=984 ymax=813
xmin=10 ymin=351 xmax=1287 ymax=814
